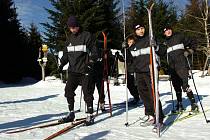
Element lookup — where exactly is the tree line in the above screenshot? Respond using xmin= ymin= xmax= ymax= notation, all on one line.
xmin=0 ymin=0 xmax=209 ymax=83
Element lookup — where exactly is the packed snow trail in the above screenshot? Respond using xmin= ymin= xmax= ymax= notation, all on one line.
xmin=0 ymin=72 xmax=210 ymax=139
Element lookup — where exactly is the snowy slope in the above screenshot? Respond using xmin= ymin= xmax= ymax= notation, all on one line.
xmin=0 ymin=71 xmax=210 ymax=140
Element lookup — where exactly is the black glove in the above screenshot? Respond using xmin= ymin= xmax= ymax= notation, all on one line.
xmin=58 ymin=65 xmax=63 ymax=73
xmin=151 ymin=39 xmax=157 ymax=46
xmin=184 ymin=51 xmax=190 ymax=57
xmin=115 ymin=51 xmax=119 ymax=57
xmin=184 ymin=49 xmax=194 ymax=57
xmin=85 ymin=62 xmax=94 ymax=74
xmin=168 ymin=76 xmax=172 ymax=81
xmin=188 ymin=49 xmax=194 ymax=54
xmin=122 ymin=41 xmax=128 ymax=48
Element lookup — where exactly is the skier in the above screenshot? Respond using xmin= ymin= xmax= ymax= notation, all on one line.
xmin=126 ymin=23 xmax=165 ymax=127
xmin=163 ymin=26 xmax=198 ymax=113
xmin=58 ymin=16 xmax=98 ymax=125
xmin=119 ymin=35 xmax=141 ymax=106
xmin=92 ymin=47 xmax=106 ymax=112
xmin=91 ymin=33 xmax=115 ymax=112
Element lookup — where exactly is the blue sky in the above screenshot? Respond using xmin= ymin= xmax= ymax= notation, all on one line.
xmin=14 ymin=0 xmax=188 ymax=35
xmin=14 ymin=0 xmax=53 ymax=34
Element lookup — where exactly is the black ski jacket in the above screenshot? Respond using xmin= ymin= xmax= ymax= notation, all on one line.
xmin=60 ymin=30 xmax=98 ymax=74
xmin=118 ymin=48 xmax=135 ymax=73
xmin=163 ymin=33 xmax=196 ymax=70
xmin=128 ymin=35 xmax=151 ymax=73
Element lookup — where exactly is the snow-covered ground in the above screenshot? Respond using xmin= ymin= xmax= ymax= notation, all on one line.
xmin=0 ymin=71 xmax=210 ymax=140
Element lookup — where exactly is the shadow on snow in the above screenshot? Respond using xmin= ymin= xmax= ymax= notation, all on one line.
xmin=80 ymin=130 xmax=110 ymax=140
xmin=0 ymin=94 xmax=59 ymax=105
xmin=0 ymin=112 xmax=67 ymax=133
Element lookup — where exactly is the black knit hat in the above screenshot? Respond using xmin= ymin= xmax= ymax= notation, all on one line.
xmin=163 ymin=26 xmax=172 ymax=32
xmin=133 ymin=23 xmax=145 ymax=30
xmin=67 ymin=16 xmax=79 ymax=27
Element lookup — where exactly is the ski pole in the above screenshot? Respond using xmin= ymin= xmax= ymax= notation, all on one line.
xmin=124 ymin=46 xmax=129 ymax=126
xmin=49 ymin=48 xmax=63 ymax=81
xmin=186 ymin=56 xmax=210 ymax=123
xmin=121 ymin=0 xmax=129 ymax=126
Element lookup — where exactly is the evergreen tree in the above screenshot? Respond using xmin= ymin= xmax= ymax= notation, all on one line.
xmin=27 ymin=23 xmax=42 ymax=80
xmin=80 ymin=0 xmax=122 ymax=49
xmin=42 ymin=0 xmax=75 ymax=51
xmin=0 ymin=0 xmax=28 ymax=82
xmin=42 ymin=0 xmax=122 ymax=52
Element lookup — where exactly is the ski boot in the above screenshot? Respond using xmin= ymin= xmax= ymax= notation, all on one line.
xmin=173 ymin=92 xmax=184 ymax=113
xmin=140 ymin=115 xmax=155 ymax=127
xmin=175 ymin=102 xmax=184 ymax=113
xmin=58 ymin=111 xmax=75 ymax=123
xmin=152 ymin=122 xmax=165 ymax=133
xmin=99 ymin=102 xmax=106 ymax=112
xmin=186 ymin=90 xmax=199 ymax=114
xmin=84 ymin=106 xmax=94 ymax=126
xmin=189 ymin=103 xmax=199 ymax=114
xmin=85 ymin=114 xmax=94 ymax=126
xmin=129 ymin=98 xmax=140 ymax=106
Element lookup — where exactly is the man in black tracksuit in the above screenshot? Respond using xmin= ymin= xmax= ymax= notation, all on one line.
xmin=163 ymin=26 xmax=198 ymax=112
xmin=58 ymin=16 xmax=98 ymax=125
xmin=128 ymin=24 xmax=165 ymax=126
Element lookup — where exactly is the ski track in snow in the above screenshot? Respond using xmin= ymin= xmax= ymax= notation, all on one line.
xmin=0 ymin=71 xmax=210 ymax=140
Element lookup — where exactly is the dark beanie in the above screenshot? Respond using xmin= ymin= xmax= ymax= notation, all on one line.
xmin=67 ymin=16 xmax=79 ymax=27
xmin=163 ymin=26 xmax=172 ymax=32
xmin=133 ymin=23 xmax=145 ymax=30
